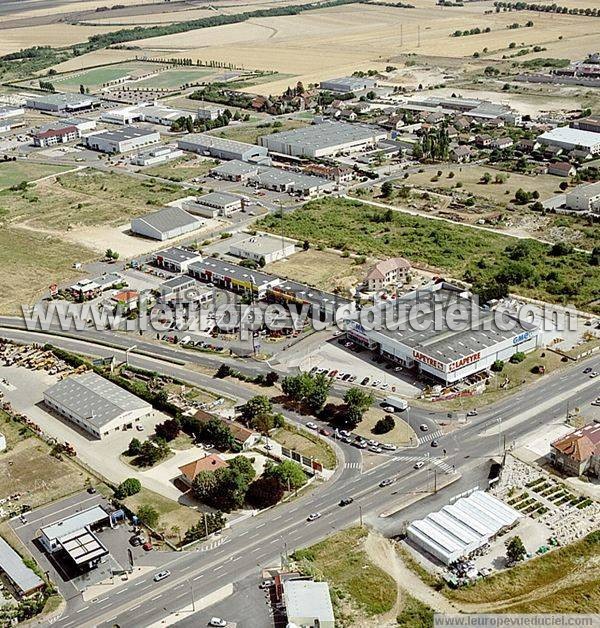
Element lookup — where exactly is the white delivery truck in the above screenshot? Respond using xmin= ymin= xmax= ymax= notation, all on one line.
xmin=384 ymin=396 xmax=409 ymax=411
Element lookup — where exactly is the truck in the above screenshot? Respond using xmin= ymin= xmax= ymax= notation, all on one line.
xmin=383 ymin=396 xmax=408 ymax=411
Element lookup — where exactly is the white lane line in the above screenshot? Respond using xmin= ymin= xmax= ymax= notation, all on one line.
xmin=256 ymin=523 xmax=266 ymax=528
xmin=232 ymin=555 xmax=242 ymax=561
xmin=238 ymin=530 xmax=249 ymax=536
xmin=251 ymin=547 xmax=262 ymax=553
xmin=214 ymin=565 xmax=223 ymax=571
xmin=193 ymin=574 xmax=204 ymax=581
xmin=115 ymin=588 xmax=127 ymax=595
xmin=76 ymin=606 xmax=89 ymax=614
xmin=150 ymin=594 xmax=162 ymax=601
xmin=130 ymin=604 xmax=141 ymax=611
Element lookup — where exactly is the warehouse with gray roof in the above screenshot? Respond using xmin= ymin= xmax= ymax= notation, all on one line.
xmin=43 ymin=372 xmax=153 ymax=439
xmin=259 ymin=121 xmax=387 ymax=157
xmin=85 ymin=126 xmax=160 ymax=154
xmin=319 ymin=76 xmax=377 ymax=93
xmin=25 ymin=92 xmax=101 ymax=113
xmin=178 ymin=133 xmax=268 ymax=162
xmin=131 ymin=206 xmax=203 ymax=241
xmin=0 ymin=536 xmax=45 ymax=598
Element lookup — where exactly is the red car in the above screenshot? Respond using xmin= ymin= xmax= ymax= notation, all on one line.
xmin=319 ymin=428 xmax=331 ymax=436
xmin=142 ymin=541 xmax=153 ymax=551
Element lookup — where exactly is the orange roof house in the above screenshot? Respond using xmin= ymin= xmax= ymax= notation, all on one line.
xmin=178 ymin=454 xmax=228 ymax=484
xmin=550 ymin=424 xmax=600 ymax=477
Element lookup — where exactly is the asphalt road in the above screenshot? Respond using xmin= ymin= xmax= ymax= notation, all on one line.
xmin=0 ymin=326 xmax=598 ymax=627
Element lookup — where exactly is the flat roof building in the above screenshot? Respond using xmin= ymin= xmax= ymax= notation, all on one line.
xmin=86 ymin=126 xmax=160 ymax=154
xmin=196 ymin=191 xmax=243 ymax=214
xmin=249 ymin=166 xmax=333 ymax=196
xmin=230 ymin=233 xmax=296 ymax=265
xmin=131 ymin=146 xmax=183 ymax=167
xmin=0 ymin=536 xmax=44 ymax=598
xmin=152 ymin=246 xmax=203 ymax=273
xmin=210 ymin=159 xmax=260 ymax=182
xmin=407 ymin=491 xmax=522 ymax=565
xmin=537 ymin=126 xmax=600 ymax=154
xmin=39 ymin=505 xmax=111 ymax=553
xmin=320 ymin=76 xmax=376 ymax=93
xmin=283 ymin=579 xmax=335 ymax=628
xmin=178 ymin=133 xmax=268 ymax=162
xmin=345 ymin=283 xmax=539 ymax=384
xmin=0 ymin=106 xmax=25 ymax=120
xmin=26 ymin=93 xmax=100 ymax=113
xmin=33 ymin=123 xmax=79 ymax=147
xmin=565 ymin=180 xmax=600 ymax=213
xmin=43 ymin=372 xmax=152 ymax=439
xmin=259 ymin=121 xmax=387 ymax=158
xmin=131 ymin=206 xmax=203 ymax=241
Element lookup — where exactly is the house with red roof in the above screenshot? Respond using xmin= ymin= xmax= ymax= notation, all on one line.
xmin=550 ymin=424 xmax=600 ymax=477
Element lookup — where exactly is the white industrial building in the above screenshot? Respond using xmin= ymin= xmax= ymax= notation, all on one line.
xmin=407 ymin=491 xmax=522 ymax=565
xmin=259 ymin=121 xmax=387 ymax=158
xmin=178 ymin=133 xmax=269 ymax=162
xmin=43 ymin=372 xmax=153 ymax=439
xmin=230 ymin=233 xmax=296 ymax=264
xmin=152 ymin=247 xmax=203 ymax=273
xmin=565 ymin=180 xmax=600 ymax=213
xmin=131 ymin=146 xmax=183 ymax=166
xmin=131 ymin=206 xmax=203 ymax=241
xmin=0 ymin=536 xmax=44 ymax=598
xmin=59 ymin=117 xmax=97 ymax=132
xmin=283 ymin=580 xmax=335 ymax=628
xmin=86 ymin=126 xmax=160 ymax=154
xmin=345 ymin=283 xmax=540 ymax=385
xmin=101 ymin=103 xmax=189 ymax=126
xmin=0 ymin=106 xmax=25 ymax=121
xmin=320 ymin=76 xmax=377 ymax=93
xmin=537 ymin=126 xmax=600 ymax=155
xmin=26 ymin=93 xmax=100 ymax=113
xmin=197 ymin=105 xmax=225 ymax=120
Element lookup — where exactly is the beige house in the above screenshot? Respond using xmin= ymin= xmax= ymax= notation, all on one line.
xmin=365 ymin=257 xmax=411 ymax=291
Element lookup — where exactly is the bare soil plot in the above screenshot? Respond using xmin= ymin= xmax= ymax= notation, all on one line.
xmin=265 ymin=249 xmax=371 ymax=296
xmin=143 ymin=156 xmax=218 ymax=182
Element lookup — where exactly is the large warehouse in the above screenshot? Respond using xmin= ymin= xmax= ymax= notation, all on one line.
xmin=537 ymin=126 xmax=600 ymax=154
xmin=565 ymin=181 xmax=600 ymax=213
xmin=320 ymin=76 xmax=377 ymax=93
xmin=26 ymin=93 xmax=100 ymax=113
xmin=44 ymin=372 xmax=152 ymax=439
xmin=131 ymin=206 xmax=203 ymax=241
xmin=407 ymin=491 xmax=522 ymax=565
xmin=229 ymin=233 xmax=296 ymax=264
xmin=345 ymin=283 xmax=540 ymax=385
xmin=177 ymin=133 xmax=268 ymax=162
xmin=85 ymin=127 xmax=160 ymax=154
xmin=258 ymin=121 xmax=387 ymax=158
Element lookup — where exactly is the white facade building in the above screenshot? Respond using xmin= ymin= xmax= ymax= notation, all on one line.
xmin=131 ymin=206 xmax=203 ymax=241
xmin=537 ymin=126 xmax=600 ymax=154
xmin=229 ymin=233 xmax=296 ymax=264
xmin=85 ymin=127 xmax=160 ymax=154
xmin=565 ymin=181 xmax=600 ymax=213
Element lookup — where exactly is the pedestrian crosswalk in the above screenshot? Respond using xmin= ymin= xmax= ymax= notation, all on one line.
xmin=197 ymin=537 xmax=230 ymax=552
xmin=430 ymin=458 xmax=455 ymax=474
xmin=393 ymin=454 xmax=455 ymax=474
xmin=345 ymin=461 xmax=361 ymax=470
xmin=418 ymin=429 xmax=443 ymax=445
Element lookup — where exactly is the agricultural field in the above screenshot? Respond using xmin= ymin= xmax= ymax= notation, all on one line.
xmin=257 ymin=197 xmax=600 ymax=312
xmin=143 ymin=156 xmax=218 ymax=182
xmin=0 ymin=410 xmax=95 ymax=510
xmin=271 ymin=424 xmax=337 ymax=470
xmin=0 ymin=161 xmax=70 ymax=191
xmin=207 ymin=118 xmax=310 ymax=145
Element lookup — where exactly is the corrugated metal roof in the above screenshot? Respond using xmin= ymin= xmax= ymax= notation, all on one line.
xmin=0 ymin=536 xmax=44 ymax=595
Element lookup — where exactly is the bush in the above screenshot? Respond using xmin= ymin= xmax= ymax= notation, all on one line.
xmin=510 ymin=351 xmax=526 ymax=364
xmin=491 ymin=359 xmax=504 ymax=372
xmin=373 ymin=415 xmax=395 ymax=434
xmin=137 ymin=504 xmax=159 ymax=528
xmin=115 ymin=478 xmax=141 ymax=500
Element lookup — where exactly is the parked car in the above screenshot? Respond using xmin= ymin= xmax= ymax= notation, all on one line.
xmin=382 ymin=443 xmax=396 ymax=451
xmin=370 ymin=446 xmax=383 ymax=453
xmin=306 ymin=422 xmax=318 ymax=430
xmin=431 ymin=440 xmax=439 ymax=447
xmin=136 ymin=424 xmax=144 ymax=431
xmin=466 ymin=410 xmax=478 ymax=417
xmin=153 ymin=570 xmax=171 ymax=582
xmin=142 ymin=541 xmax=153 ymax=551
xmin=339 ymin=497 xmax=354 ymax=507
xmin=360 ymin=377 xmax=370 ymax=386
xmin=87 ymin=487 xmax=97 ymax=494
xmin=307 ymin=512 xmax=322 ymax=521
xmin=319 ymin=428 xmax=331 ymax=436
xmin=383 ymin=406 xmax=395 ymax=413
xmin=259 ymin=579 xmax=274 ymax=589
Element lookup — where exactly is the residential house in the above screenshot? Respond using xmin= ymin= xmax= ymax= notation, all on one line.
xmin=550 ymin=424 xmax=600 ymax=477
xmin=111 ymin=289 xmax=140 ymax=312
xmin=476 ymin=134 xmax=492 ymax=147
xmin=547 ymin=161 xmax=576 ymax=177
xmin=178 ymin=454 xmax=228 ymax=486
xmin=193 ymin=409 xmax=260 ymax=450
xmin=446 ymin=125 xmax=458 ymax=139
xmin=517 ymin=138 xmax=540 ymax=152
xmin=450 ymin=145 xmax=473 ymax=163
xmin=491 ymin=137 xmax=513 ymax=150
xmin=365 ymin=257 xmax=411 ymax=291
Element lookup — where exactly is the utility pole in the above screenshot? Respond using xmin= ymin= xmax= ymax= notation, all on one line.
xmin=190 ymin=583 xmax=195 ymax=612
xmin=359 ymin=505 xmax=363 ymax=527
xmin=417 ymin=25 xmax=421 ymax=48
xmin=433 ymin=468 xmax=437 ymax=493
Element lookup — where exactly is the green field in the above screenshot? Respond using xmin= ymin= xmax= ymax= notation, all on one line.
xmin=0 ymin=161 xmax=70 ymax=190
xmin=134 ymin=68 xmax=213 ymax=89
xmin=52 ymin=63 xmax=163 ymax=90
xmin=143 ymin=156 xmax=217 ymax=182
xmin=257 ymin=197 xmax=600 ymax=312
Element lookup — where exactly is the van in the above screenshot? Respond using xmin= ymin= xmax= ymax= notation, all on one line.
xmin=383 ymin=396 xmax=408 ymax=411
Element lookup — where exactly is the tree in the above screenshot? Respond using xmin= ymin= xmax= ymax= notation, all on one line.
xmin=550 ymin=241 xmax=573 ymax=256
xmin=192 ymin=470 xmax=218 ymax=502
xmin=183 ymin=512 xmax=226 ymax=543
xmin=137 ymin=504 xmax=159 ymax=528
xmin=79 ymin=84 xmax=85 ymax=94
xmin=127 ymin=437 xmax=142 ymax=456
xmin=343 ymin=388 xmax=373 ymax=412
xmin=381 ymin=181 xmax=393 ymax=198
xmin=207 ymin=466 xmax=251 ymax=511
xmin=115 ymin=478 xmax=141 ymax=500
xmin=506 ymin=535 xmax=526 ymax=564
xmin=246 ymin=476 xmax=285 ymax=509
xmin=265 ymin=371 xmax=279 ymax=386
xmin=228 ymin=455 xmax=256 ymax=483
xmin=155 ymin=418 xmax=180 ymax=441
xmin=559 ymin=181 xmax=569 ymax=191
xmin=303 ymin=239 xmax=310 ymax=251
xmin=373 ymin=415 xmax=395 ymax=434
xmin=509 ymin=351 xmax=526 ymax=363
xmin=241 ymin=395 xmax=272 ymax=423
xmin=264 ymin=460 xmax=307 ymax=490
xmin=201 ymin=418 xmax=235 ymax=450
xmin=215 ymin=364 xmax=233 ymax=378
xmin=135 ymin=438 xmax=170 ymax=467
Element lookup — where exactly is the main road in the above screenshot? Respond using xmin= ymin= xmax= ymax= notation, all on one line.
xmin=0 ymin=326 xmax=598 ymax=627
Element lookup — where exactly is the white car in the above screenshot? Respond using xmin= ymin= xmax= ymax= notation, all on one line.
xmin=382 ymin=443 xmax=396 ymax=451
xmin=371 ymin=380 xmax=380 ymax=387
xmin=414 ymin=461 xmax=425 ymax=469
xmin=590 ymin=372 xmax=599 ymax=378
xmin=380 ymin=383 xmax=389 ymax=390
xmin=419 ymin=424 xmax=429 ymax=432
xmin=383 ymin=406 xmax=395 ymax=413
xmin=369 ymin=446 xmax=383 ymax=453
xmin=209 ymin=619 xmax=227 ymax=627
xmin=153 ymin=570 xmax=171 ymax=582
xmin=306 ymin=422 xmax=318 ymax=430
xmin=307 ymin=512 xmax=322 ymax=521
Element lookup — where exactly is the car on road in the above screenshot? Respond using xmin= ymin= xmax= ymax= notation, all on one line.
xmin=307 ymin=512 xmax=322 ymax=521
xmin=379 ymin=479 xmax=393 ymax=487
xmin=414 ymin=461 xmax=425 ymax=469
xmin=209 ymin=619 xmax=227 ymax=627
xmin=583 ymin=367 xmax=593 ymax=374
xmin=370 ymin=446 xmax=383 ymax=453
xmin=431 ymin=440 xmax=439 ymax=447
xmin=590 ymin=372 xmax=599 ymax=378
xmin=419 ymin=424 xmax=429 ymax=432
xmin=306 ymin=422 xmax=318 ymax=430
xmin=153 ymin=570 xmax=171 ymax=582
xmin=466 ymin=410 xmax=478 ymax=417
xmin=592 ymin=398 xmax=600 ymax=407
xmin=339 ymin=497 xmax=354 ymax=506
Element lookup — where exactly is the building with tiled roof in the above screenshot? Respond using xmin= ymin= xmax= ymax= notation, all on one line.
xmin=365 ymin=257 xmax=411 ymax=291
xmin=550 ymin=424 xmax=600 ymax=477
xmin=178 ymin=454 xmax=228 ymax=485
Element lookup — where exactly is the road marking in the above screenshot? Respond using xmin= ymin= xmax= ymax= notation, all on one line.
xmin=76 ymin=606 xmax=89 ymax=614
xmin=214 ymin=565 xmax=223 ymax=571
xmin=115 ymin=588 xmax=127 ymax=595
xmin=238 ymin=530 xmax=249 ymax=536
xmin=130 ymin=604 xmax=141 ymax=611
xmin=232 ymin=555 xmax=242 ymax=561
xmin=193 ymin=574 xmax=204 ymax=581
xmin=150 ymin=594 xmax=162 ymax=601
xmin=256 ymin=523 xmax=266 ymax=528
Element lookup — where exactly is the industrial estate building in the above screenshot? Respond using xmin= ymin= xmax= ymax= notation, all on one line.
xmin=26 ymin=93 xmax=101 ymax=113
xmin=400 ymin=96 xmax=522 ymax=125
xmin=33 ymin=123 xmax=79 ymax=147
xmin=565 ymin=181 xmax=600 ymax=213
xmin=0 ymin=536 xmax=45 ymax=598
xmin=259 ymin=121 xmax=387 ymax=158
xmin=85 ymin=127 xmax=161 ymax=154
xmin=152 ymin=247 xmax=203 ymax=273
xmin=345 ymin=282 xmax=539 ymax=384
xmin=319 ymin=76 xmax=377 ymax=93
xmin=537 ymin=126 xmax=600 ymax=154
xmin=0 ymin=105 xmax=25 ymax=121
xmin=407 ymin=491 xmax=522 ymax=565
xmin=178 ymin=133 xmax=269 ymax=162
xmin=131 ymin=146 xmax=183 ymax=166
xmin=229 ymin=233 xmax=296 ymax=264
xmin=283 ymin=580 xmax=335 ymax=628
xmin=131 ymin=206 xmax=203 ymax=241
xmin=43 ymin=372 xmax=153 ymax=439
xmin=101 ymin=103 xmax=189 ymax=126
